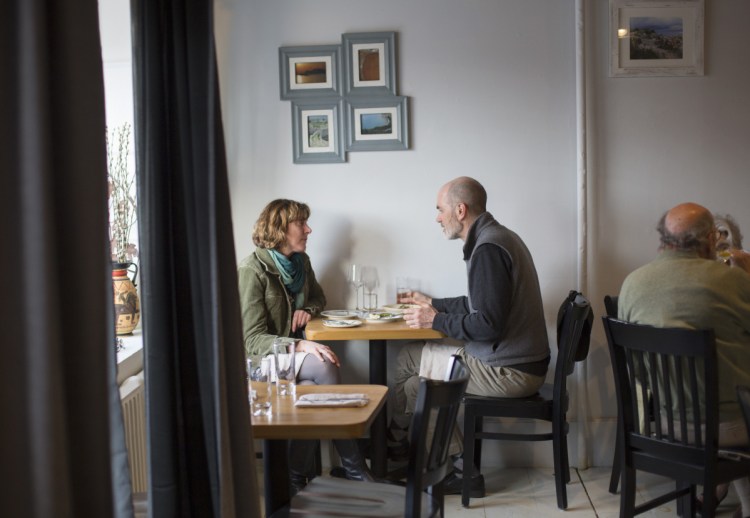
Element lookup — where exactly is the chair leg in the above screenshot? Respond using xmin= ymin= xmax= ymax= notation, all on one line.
xmin=552 ymin=420 xmax=568 ymax=510
xmin=608 ymin=417 xmax=621 ymax=494
xmin=461 ymin=409 xmax=478 ymax=508
xmin=620 ymin=465 xmax=636 ymax=518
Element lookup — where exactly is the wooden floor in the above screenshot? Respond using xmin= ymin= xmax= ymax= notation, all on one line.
xmin=258 ymin=465 xmax=743 ymax=517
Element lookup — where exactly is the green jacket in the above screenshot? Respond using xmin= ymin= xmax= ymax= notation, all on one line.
xmin=619 ymin=249 xmax=750 ymax=421
xmin=237 ymin=247 xmax=326 ymax=357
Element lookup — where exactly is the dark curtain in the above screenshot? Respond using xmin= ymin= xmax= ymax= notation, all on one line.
xmin=1 ymin=0 xmax=133 ymax=516
xmin=130 ymin=0 xmax=260 ymax=516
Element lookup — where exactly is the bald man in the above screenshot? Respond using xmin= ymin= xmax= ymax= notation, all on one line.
xmin=618 ymin=202 xmax=750 ymax=516
xmin=391 ymin=177 xmax=550 ymax=496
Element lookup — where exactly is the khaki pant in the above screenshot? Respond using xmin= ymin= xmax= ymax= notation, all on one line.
xmin=391 ymin=340 xmax=546 ymax=456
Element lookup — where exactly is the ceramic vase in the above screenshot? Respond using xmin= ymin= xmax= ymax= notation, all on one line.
xmin=113 ymin=262 xmax=140 ymax=335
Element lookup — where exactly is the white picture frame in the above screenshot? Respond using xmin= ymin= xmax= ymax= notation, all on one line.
xmin=610 ymin=0 xmax=704 ymax=77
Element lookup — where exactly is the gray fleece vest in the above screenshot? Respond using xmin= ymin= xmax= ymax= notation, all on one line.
xmin=464 ymin=214 xmax=550 ymax=366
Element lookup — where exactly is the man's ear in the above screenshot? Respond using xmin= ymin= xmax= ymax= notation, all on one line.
xmin=455 ymin=202 xmax=467 ymax=220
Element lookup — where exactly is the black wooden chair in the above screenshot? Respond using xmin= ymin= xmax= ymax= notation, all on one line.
xmin=604 ymin=295 xmax=623 ymax=494
xmin=460 ymin=290 xmax=593 ymax=509
xmin=603 ymin=317 xmax=750 ymax=517
xmin=280 ymin=356 xmax=469 ymax=518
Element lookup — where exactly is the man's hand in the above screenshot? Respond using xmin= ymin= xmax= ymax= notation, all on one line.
xmin=398 ymin=290 xmax=432 ymax=306
xmin=291 ymin=309 xmax=311 ymax=333
xmin=402 ymin=303 xmax=438 ymax=329
xmin=729 ymin=250 xmax=750 ymax=274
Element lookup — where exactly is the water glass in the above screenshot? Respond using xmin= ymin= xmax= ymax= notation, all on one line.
xmin=247 ymin=356 xmax=272 ymax=416
xmin=272 ymin=338 xmax=297 ymax=397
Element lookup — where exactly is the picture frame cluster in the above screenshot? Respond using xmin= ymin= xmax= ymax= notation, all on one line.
xmin=279 ymin=31 xmax=409 ymax=163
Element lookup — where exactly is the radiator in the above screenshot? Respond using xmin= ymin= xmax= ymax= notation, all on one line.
xmin=120 ymin=372 xmax=148 ymax=492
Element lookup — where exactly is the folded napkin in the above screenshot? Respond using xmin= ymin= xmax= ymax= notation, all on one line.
xmin=294 ymin=393 xmax=370 ymax=407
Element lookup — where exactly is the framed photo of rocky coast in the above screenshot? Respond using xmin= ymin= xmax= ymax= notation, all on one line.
xmin=279 ymin=45 xmax=342 ymax=100
xmin=342 ymin=32 xmax=397 ymax=96
xmin=291 ymin=98 xmax=345 ymax=164
xmin=610 ymin=0 xmax=704 ymax=77
xmin=345 ymin=96 xmax=409 ymax=152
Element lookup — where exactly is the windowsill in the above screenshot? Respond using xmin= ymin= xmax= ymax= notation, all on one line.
xmin=117 ymin=328 xmax=143 ymax=385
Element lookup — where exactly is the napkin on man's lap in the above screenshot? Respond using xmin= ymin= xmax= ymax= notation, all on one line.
xmin=294 ymin=393 xmax=369 ymax=407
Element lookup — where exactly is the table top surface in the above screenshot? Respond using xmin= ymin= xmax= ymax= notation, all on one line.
xmin=305 ymin=316 xmax=445 ymax=341
xmin=251 ymin=384 xmax=387 ymax=440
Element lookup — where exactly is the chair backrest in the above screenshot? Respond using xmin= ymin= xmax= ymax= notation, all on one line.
xmin=553 ymin=291 xmax=593 ymax=400
xmin=604 ymin=295 xmax=618 ymax=318
xmin=405 ymin=356 xmax=469 ymax=517
xmin=602 ymin=317 xmax=720 ymax=466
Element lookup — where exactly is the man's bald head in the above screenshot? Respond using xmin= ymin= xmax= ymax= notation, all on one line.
xmin=657 ymin=202 xmax=715 ymax=257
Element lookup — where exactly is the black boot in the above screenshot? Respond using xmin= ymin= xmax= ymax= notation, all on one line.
xmin=288 ymin=439 xmax=318 ymax=493
xmin=333 ymin=439 xmax=377 ymax=482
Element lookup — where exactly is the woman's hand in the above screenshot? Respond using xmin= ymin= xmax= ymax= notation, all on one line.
xmin=297 ymin=340 xmax=340 ymax=367
xmin=291 ymin=309 xmax=312 ymax=333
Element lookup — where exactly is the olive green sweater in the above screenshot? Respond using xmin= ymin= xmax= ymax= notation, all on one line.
xmin=237 ymin=247 xmax=326 ymax=357
xmin=619 ymin=249 xmax=750 ymax=420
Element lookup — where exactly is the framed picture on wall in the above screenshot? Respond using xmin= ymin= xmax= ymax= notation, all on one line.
xmin=291 ymin=99 xmax=345 ymax=163
xmin=345 ymin=96 xmax=409 ymax=152
xmin=342 ymin=32 xmax=397 ymax=96
xmin=279 ymin=45 xmax=342 ymax=100
xmin=609 ymin=0 xmax=704 ymax=77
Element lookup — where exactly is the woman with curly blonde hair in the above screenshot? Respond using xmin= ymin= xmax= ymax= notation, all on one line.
xmin=238 ymin=199 xmax=376 ymax=492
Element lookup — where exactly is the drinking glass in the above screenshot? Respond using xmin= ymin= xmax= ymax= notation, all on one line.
xmin=396 ymin=276 xmax=410 ymax=303
xmin=348 ymin=264 xmax=363 ymax=311
xmin=247 ymin=356 xmax=272 ymax=416
xmin=361 ymin=266 xmax=379 ymax=311
xmin=272 ymin=338 xmax=297 ymax=397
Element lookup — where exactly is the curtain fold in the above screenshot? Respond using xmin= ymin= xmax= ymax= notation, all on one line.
xmin=130 ymin=0 xmax=259 ymax=516
xmin=1 ymin=0 xmax=133 ymax=516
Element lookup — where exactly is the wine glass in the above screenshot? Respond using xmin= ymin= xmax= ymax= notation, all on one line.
xmin=348 ymin=264 xmax=363 ymax=310
xmin=361 ymin=266 xmax=379 ymax=310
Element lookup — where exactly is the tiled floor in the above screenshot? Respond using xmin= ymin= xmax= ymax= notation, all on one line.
xmin=261 ymin=465 xmax=743 ymax=517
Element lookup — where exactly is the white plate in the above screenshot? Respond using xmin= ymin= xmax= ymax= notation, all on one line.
xmin=322 ymin=319 xmax=362 ymax=328
xmin=320 ymin=310 xmax=359 ymax=320
xmin=382 ymin=303 xmax=420 ymax=313
xmin=365 ymin=312 xmax=403 ymax=324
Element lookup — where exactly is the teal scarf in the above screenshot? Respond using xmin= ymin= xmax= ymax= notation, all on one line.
xmin=269 ymin=249 xmax=306 ymax=309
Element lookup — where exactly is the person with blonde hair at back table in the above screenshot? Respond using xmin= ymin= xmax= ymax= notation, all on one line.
xmin=714 ymin=213 xmax=750 ymax=274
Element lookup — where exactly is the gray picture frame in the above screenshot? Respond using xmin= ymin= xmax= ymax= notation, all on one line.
xmin=291 ymin=98 xmax=346 ymax=164
xmin=342 ymin=32 xmax=397 ymax=96
xmin=346 ymin=96 xmax=409 ymax=152
xmin=279 ymin=45 xmax=342 ymax=100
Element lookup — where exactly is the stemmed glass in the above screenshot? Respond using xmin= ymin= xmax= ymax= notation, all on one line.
xmin=361 ymin=266 xmax=380 ymax=311
xmin=348 ymin=264 xmax=363 ymax=311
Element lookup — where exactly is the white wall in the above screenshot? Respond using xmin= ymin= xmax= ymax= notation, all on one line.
xmin=214 ymin=0 xmax=579 ymax=467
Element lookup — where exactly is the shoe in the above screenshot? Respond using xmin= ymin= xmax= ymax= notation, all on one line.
xmin=697 ymin=483 xmax=729 ymax=515
xmin=442 ymin=470 xmax=486 ymax=498
xmin=333 ymin=439 xmax=378 ymax=482
xmin=387 ymin=437 xmax=411 ymax=462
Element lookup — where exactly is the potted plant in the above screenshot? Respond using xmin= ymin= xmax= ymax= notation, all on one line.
xmin=107 ymin=123 xmax=140 ymax=335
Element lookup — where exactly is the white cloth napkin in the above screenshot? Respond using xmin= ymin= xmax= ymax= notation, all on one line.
xmin=294 ymin=393 xmax=370 ymax=407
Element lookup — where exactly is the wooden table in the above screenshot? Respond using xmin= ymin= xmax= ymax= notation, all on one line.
xmin=252 ymin=384 xmax=387 ymax=517
xmin=305 ymin=318 xmax=444 ymax=476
